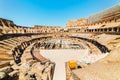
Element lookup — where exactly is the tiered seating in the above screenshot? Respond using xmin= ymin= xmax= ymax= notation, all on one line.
xmin=103 ymin=21 xmax=120 ymax=28
xmin=0 ymin=36 xmax=31 ymax=55
xmin=17 ymin=42 xmax=55 ymax=80
xmin=71 ymin=36 xmax=109 ymax=53
xmin=0 ymin=61 xmax=19 ymax=80
xmin=0 ymin=36 xmax=33 ymax=80
xmin=0 ymin=35 xmax=55 ymax=80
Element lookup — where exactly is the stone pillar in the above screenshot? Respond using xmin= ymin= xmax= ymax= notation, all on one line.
xmin=0 ymin=19 xmax=6 ymax=28
xmin=106 ymin=28 xmax=109 ymax=32
xmin=117 ymin=27 xmax=120 ymax=32
xmin=0 ymin=20 xmax=3 ymax=26
xmin=92 ymin=29 xmax=94 ymax=32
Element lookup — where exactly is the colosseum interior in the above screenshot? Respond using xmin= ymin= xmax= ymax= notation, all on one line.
xmin=0 ymin=4 xmax=120 ymax=80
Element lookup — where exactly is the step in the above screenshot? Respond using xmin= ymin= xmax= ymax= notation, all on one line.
xmin=0 ymin=66 xmax=13 ymax=73
xmin=0 ymin=61 xmax=10 ymax=68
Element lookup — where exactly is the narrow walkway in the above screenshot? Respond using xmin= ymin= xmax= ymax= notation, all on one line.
xmin=21 ymin=43 xmax=35 ymax=63
xmin=40 ymin=49 xmax=89 ymax=80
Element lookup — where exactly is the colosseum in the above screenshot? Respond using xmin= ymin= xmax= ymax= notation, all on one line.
xmin=0 ymin=4 xmax=120 ymax=80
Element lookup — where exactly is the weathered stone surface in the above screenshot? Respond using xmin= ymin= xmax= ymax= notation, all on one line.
xmin=73 ymin=46 xmax=120 ymax=80
xmin=0 ymin=61 xmax=10 ymax=68
xmin=0 ymin=72 xmax=9 ymax=80
xmin=9 ymin=70 xmax=19 ymax=77
xmin=0 ymin=66 xmax=13 ymax=73
xmin=0 ymin=72 xmax=7 ymax=79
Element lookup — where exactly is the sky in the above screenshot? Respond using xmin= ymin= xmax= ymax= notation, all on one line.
xmin=0 ymin=0 xmax=120 ymax=28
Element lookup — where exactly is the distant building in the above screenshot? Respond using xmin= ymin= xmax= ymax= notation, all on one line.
xmin=34 ymin=25 xmax=63 ymax=33
xmin=66 ymin=18 xmax=88 ymax=29
xmin=66 ymin=4 xmax=120 ymax=31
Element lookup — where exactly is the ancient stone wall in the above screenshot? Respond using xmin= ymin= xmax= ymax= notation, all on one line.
xmin=66 ymin=18 xmax=87 ymax=29
xmin=0 ymin=18 xmax=62 ymax=36
xmin=34 ymin=25 xmax=63 ymax=33
xmin=88 ymin=4 xmax=120 ymax=23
